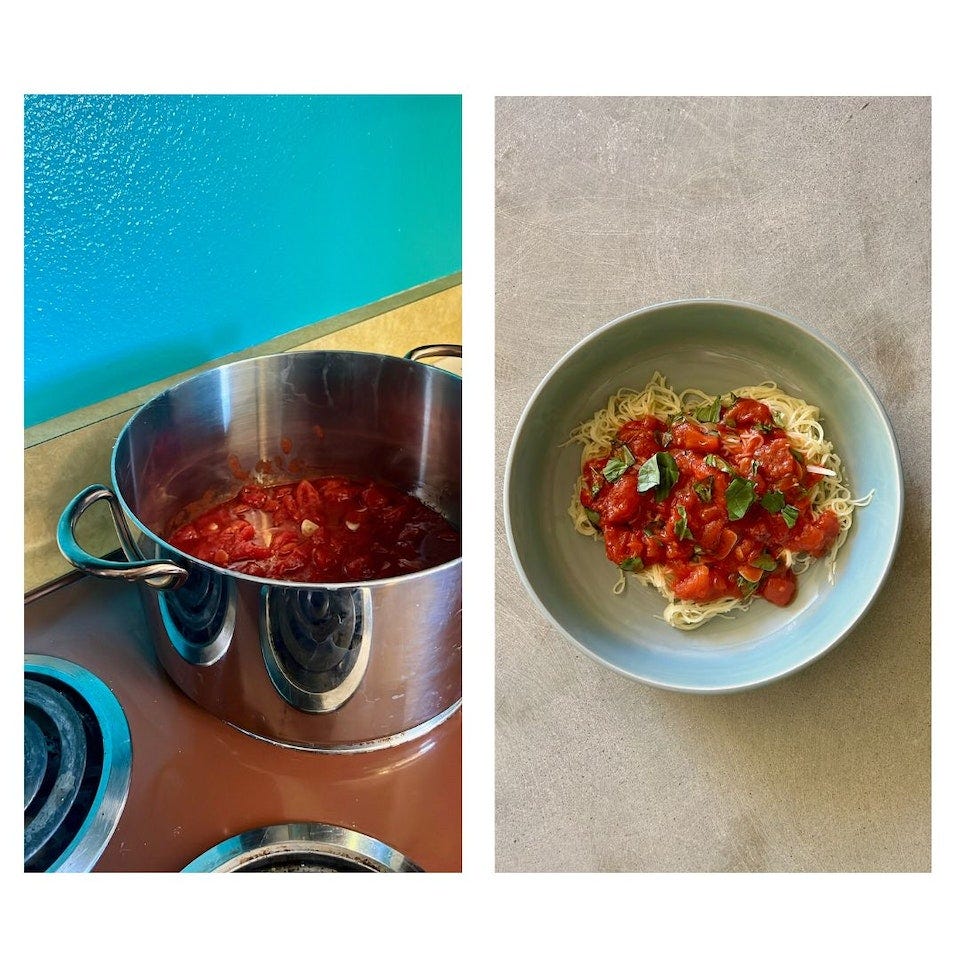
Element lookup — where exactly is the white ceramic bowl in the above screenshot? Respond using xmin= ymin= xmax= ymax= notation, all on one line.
xmin=504 ymin=299 xmax=903 ymax=692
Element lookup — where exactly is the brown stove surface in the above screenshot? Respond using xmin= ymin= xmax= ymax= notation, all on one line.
xmin=24 ymin=573 xmax=461 ymax=872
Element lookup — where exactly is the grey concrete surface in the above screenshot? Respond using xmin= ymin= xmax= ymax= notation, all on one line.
xmin=495 ymin=97 xmax=930 ymax=872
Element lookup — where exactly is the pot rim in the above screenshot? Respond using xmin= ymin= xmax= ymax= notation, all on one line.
xmin=110 ymin=348 xmax=462 ymax=590
xmin=141 ymin=348 xmax=463 ymax=400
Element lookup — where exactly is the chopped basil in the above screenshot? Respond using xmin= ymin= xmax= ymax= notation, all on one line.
xmin=737 ymin=574 xmax=759 ymax=597
xmin=602 ymin=444 xmax=635 ymax=483
xmin=772 ymin=411 xmax=785 ymax=427
xmin=693 ymin=396 xmax=721 ymax=423
xmin=693 ymin=477 xmax=714 ymax=502
xmin=781 ymin=504 xmax=800 ymax=528
xmin=657 ymin=453 xmax=680 ymax=501
xmin=704 ymin=453 xmax=736 ymax=475
xmin=753 ymin=553 xmax=778 ymax=571
xmin=584 ymin=508 xmax=601 ymax=528
xmin=758 ymin=491 xmax=801 ymax=526
xmin=751 ymin=459 xmax=760 ymax=476
xmin=636 ymin=451 xmax=679 ymax=502
xmin=675 ymin=505 xmax=694 ymax=541
xmin=725 ymin=477 xmax=756 ymax=520
xmin=760 ymin=490 xmax=786 ymax=514
xmin=789 ymin=447 xmax=805 ymax=465
xmin=643 ymin=520 xmax=663 ymax=537
xmin=619 ymin=557 xmax=643 ymax=572
xmin=756 ymin=421 xmax=773 ymax=434
xmin=636 ymin=455 xmax=660 ymax=492
xmin=590 ymin=481 xmax=602 ymax=497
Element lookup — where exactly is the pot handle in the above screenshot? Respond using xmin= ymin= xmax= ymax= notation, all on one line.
xmin=403 ymin=343 xmax=462 ymax=364
xmin=57 ymin=484 xmax=189 ymax=590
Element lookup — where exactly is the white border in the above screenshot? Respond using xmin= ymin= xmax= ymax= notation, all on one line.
xmin=5 ymin=2 xmax=956 ymax=955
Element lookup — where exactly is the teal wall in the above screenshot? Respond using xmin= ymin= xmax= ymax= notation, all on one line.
xmin=24 ymin=94 xmax=462 ymax=427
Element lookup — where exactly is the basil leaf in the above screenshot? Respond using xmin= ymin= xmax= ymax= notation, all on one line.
xmin=590 ymin=481 xmax=602 ymax=497
xmin=675 ymin=505 xmax=694 ymax=541
xmin=781 ymin=504 xmax=800 ymax=528
xmin=601 ymin=461 xmax=621 ymax=483
xmin=693 ymin=477 xmax=714 ymax=503
xmin=751 ymin=459 xmax=760 ymax=476
xmin=657 ymin=452 xmax=679 ymax=500
xmin=753 ymin=553 xmax=777 ymax=571
xmin=619 ymin=556 xmax=643 ymax=572
xmin=584 ymin=508 xmax=601 ymax=527
xmin=704 ymin=453 xmax=735 ymax=475
xmin=737 ymin=574 xmax=759 ymax=597
xmin=725 ymin=477 xmax=756 ymax=520
xmin=602 ymin=444 xmax=635 ymax=483
xmin=636 ymin=451 xmax=679 ymax=502
xmin=693 ymin=396 xmax=721 ymax=423
xmin=760 ymin=490 xmax=785 ymax=514
xmin=789 ymin=447 xmax=805 ymax=465
xmin=636 ymin=455 xmax=659 ymax=492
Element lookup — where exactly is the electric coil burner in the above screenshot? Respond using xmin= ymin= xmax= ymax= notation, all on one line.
xmin=23 ymin=656 xmax=131 ymax=872
xmin=182 ymin=822 xmax=423 ymax=872
xmin=24 ymin=570 xmax=461 ymax=872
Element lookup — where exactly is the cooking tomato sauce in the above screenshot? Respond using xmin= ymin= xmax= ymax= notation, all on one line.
xmin=168 ymin=476 xmax=460 ymax=583
xmin=579 ymin=397 xmax=841 ymax=607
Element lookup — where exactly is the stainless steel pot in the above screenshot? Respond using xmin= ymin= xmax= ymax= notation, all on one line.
xmin=58 ymin=347 xmax=461 ymax=751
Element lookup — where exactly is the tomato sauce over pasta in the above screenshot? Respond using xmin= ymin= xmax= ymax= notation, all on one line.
xmin=578 ymin=397 xmax=841 ymax=611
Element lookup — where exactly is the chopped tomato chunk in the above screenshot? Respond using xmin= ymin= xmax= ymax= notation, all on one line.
xmin=788 ymin=511 xmax=840 ymax=557
xmin=673 ymin=564 xmax=728 ymax=602
xmin=726 ymin=398 xmax=775 ymax=430
xmin=598 ymin=477 xmax=642 ymax=525
xmin=760 ymin=574 xmax=797 ymax=607
xmin=757 ymin=438 xmax=804 ymax=482
xmin=671 ymin=421 xmax=721 ymax=454
xmin=617 ymin=416 xmax=665 ymax=461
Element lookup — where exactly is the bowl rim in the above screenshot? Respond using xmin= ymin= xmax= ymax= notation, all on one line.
xmin=503 ymin=297 xmax=904 ymax=693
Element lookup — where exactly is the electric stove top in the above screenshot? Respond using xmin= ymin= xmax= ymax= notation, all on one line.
xmin=23 ymin=571 xmax=461 ymax=872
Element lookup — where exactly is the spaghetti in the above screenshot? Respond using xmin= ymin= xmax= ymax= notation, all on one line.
xmin=567 ymin=373 xmax=871 ymax=629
